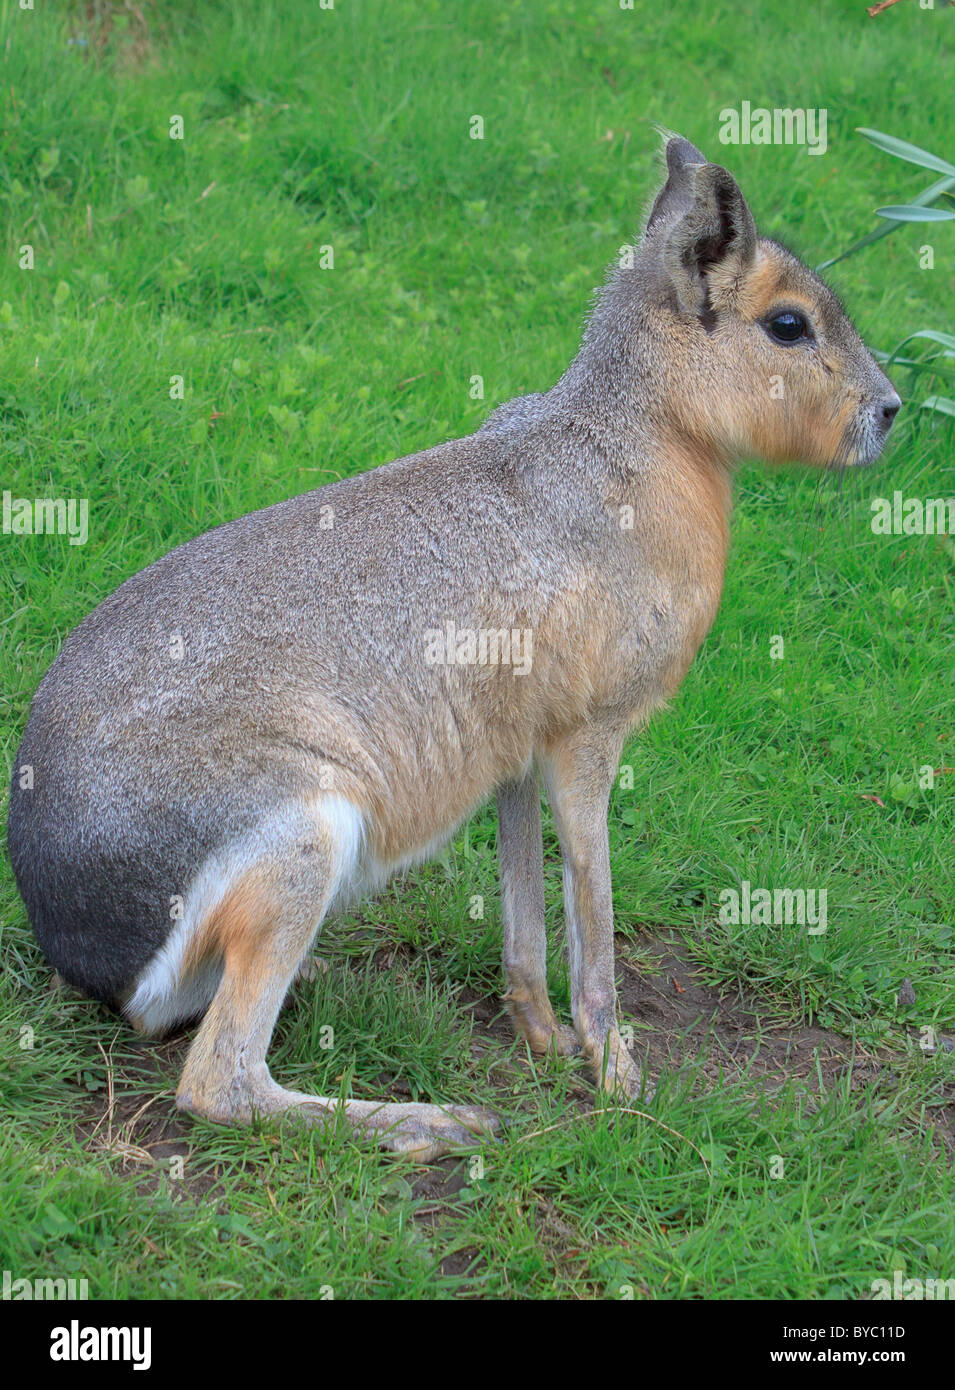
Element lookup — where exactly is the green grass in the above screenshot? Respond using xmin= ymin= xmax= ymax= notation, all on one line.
xmin=1 ymin=0 xmax=953 ymax=1299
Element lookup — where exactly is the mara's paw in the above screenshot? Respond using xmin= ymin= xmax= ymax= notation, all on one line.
xmin=176 ymin=1072 xmax=501 ymax=1161
xmin=589 ymin=1039 xmax=655 ymax=1105
xmin=362 ymin=1101 xmax=501 ymax=1162
xmin=611 ymin=1067 xmax=656 ymax=1106
xmin=543 ymin=1023 xmax=584 ymax=1059
xmin=504 ymin=990 xmax=582 ymax=1058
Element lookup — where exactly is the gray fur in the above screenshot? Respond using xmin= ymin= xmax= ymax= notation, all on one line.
xmin=8 ymin=133 xmax=899 ymax=1130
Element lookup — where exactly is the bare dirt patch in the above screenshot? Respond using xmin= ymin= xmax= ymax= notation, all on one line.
xmin=613 ymin=929 xmax=954 ymax=1150
xmin=617 ymin=930 xmax=862 ymax=1089
xmin=72 ymin=1031 xmax=219 ymax=1203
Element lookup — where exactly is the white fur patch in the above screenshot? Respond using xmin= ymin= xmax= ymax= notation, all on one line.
xmin=123 ymin=796 xmax=366 ymax=1034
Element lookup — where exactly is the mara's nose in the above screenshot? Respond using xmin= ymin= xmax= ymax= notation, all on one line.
xmin=880 ymin=393 xmax=901 ymax=427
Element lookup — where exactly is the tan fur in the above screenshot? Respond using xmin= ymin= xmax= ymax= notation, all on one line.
xmin=180 ymin=869 xmax=279 ymax=985
xmin=10 ymin=132 xmax=900 ymax=1157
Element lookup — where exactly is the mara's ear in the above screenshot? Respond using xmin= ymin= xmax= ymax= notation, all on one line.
xmin=650 ymin=139 xmax=757 ymax=318
xmin=645 ymin=134 xmax=709 ymax=233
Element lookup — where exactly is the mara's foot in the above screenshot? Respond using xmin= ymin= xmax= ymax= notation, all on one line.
xmin=177 ymin=1069 xmax=500 ymax=1162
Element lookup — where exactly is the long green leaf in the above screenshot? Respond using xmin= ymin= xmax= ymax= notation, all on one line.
xmin=890 ymin=330 xmax=955 ymax=355
xmin=876 ymin=204 xmax=955 ymax=222
xmin=816 ymin=174 xmax=955 ymax=271
xmin=920 ymin=395 xmax=955 ymax=418
xmin=871 ymin=351 xmax=955 ymax=372
xmin=856 ymin=128 xmax=955 ymax=178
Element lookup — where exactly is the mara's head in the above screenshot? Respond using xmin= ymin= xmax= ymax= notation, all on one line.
xmin=624 ymin=133 xmax=900 ymax=469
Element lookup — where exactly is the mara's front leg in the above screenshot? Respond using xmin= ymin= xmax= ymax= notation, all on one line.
xmin=496 ymin=772 xmax=580 ymax=1058
xmin=539 ymin=727 xmax=651 ymax=1101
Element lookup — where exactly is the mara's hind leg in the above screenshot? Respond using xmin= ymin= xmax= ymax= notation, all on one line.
xmin=174 ymin=814 xmax=498 ymax=1161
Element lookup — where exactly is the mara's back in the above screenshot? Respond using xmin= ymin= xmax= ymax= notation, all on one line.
xmin=7 ymin=419 xmax=606 ymax=1002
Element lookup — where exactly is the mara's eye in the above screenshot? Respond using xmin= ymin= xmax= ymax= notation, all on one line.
xmin=766 ymin=310 xmax=809 ymax=345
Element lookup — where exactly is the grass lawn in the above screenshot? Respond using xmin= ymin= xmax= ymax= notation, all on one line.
xmin=1 ymin=0 xmax=953 ymax=1299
